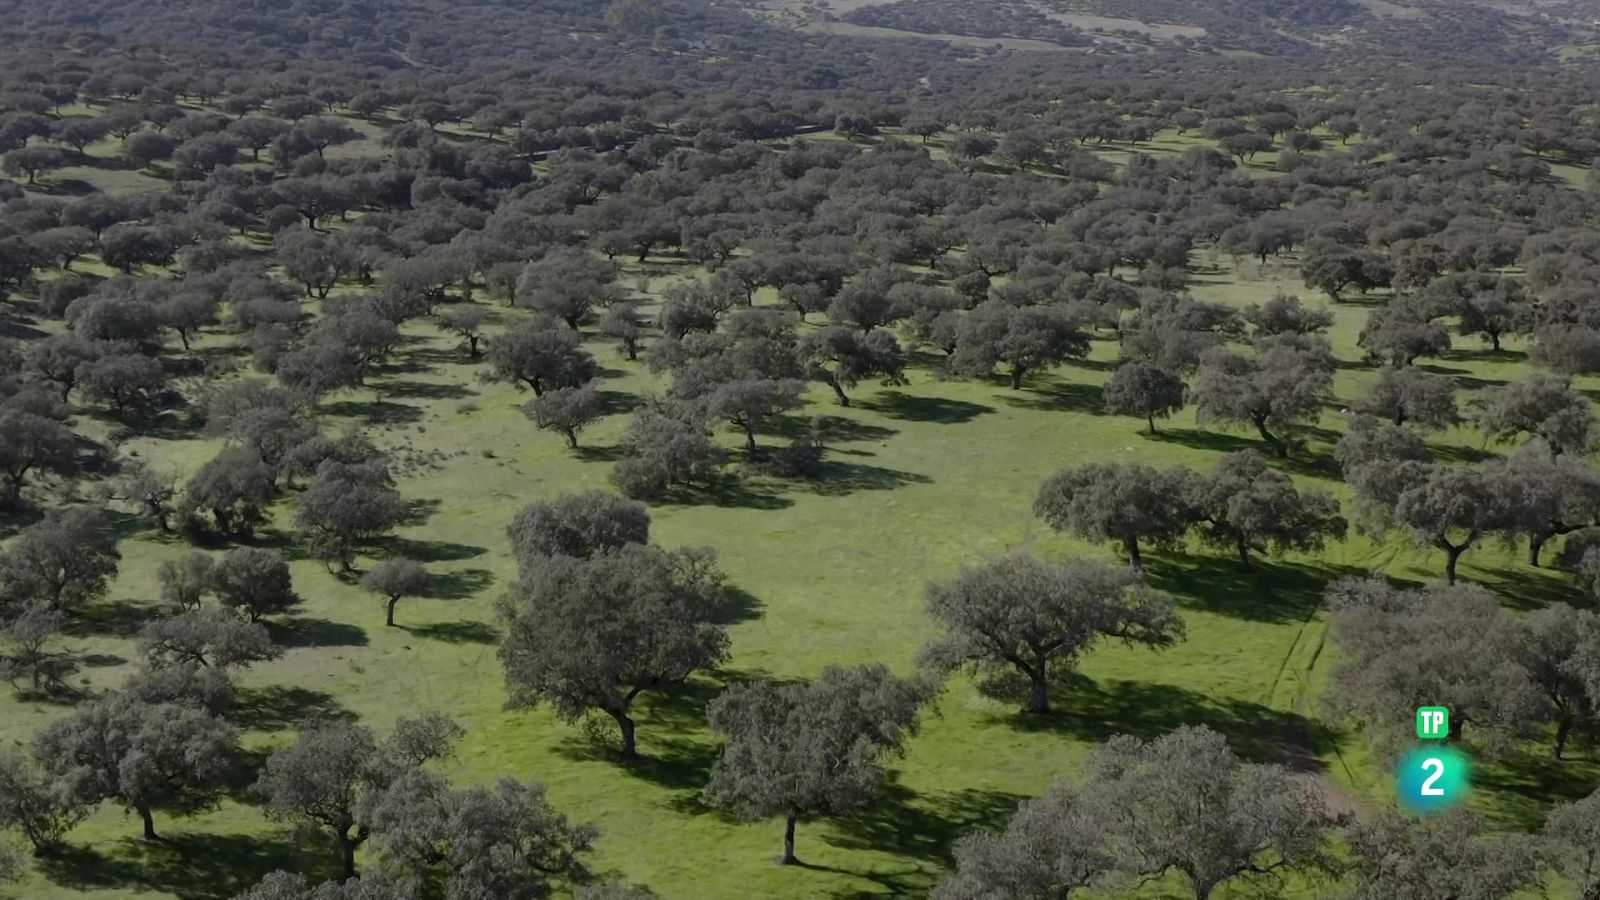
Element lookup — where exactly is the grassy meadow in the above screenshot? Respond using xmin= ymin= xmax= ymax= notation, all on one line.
xmin=2 ymin=120 xmax=1597 ymax=900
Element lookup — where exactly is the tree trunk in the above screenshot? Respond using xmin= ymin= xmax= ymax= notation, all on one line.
xmin=615 ymin=712 xmax=638 ymax=759
xmin=3 ymin=476 xmax=20 ymax=510
xmin=1009 ymin=366 xmax=1025 ymax=390
xmin=1253 ymin=418 xmax=1287 ymax=458
xmin=1491 ymin=333 xmax=1502 ymax=352
xmin=139 ymin=805 xmax=158 ymax=841
xmin=779 ymin=814 xmax=798 ymax=865
xmin=1556 ymin=717 xmax=1573 ymax=760
xmin=828 ymin=376 xmax=850 ymax=407
xmin=1236 ymin=536 xmax=1253 ymax=571
xmin=338 ymin=830 xmax=358 ymax=879
xmin=744 ymin=427 xmax=757 ymax=455
xmin=386 ymin=597 xmax=400 ymax=627
xmin=1146 ymin=412 xmax=1157 ymax=435
xmin=1530 ymin=535 xmax=1547 ymax=568
xmin=564 ymin=430 xmax=579 ymax=450
xmin=1025 ymin=671 xmax=1050 ymax=715
xmin=1443 ymin=541 xmax=1469 ymax=585
xmin=1125 ymin=538 xmax=1143 ymax=570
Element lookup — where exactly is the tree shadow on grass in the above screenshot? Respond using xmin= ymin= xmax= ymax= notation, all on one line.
xmin=320 ymin=399 xmax=424 ymax=425
xmin=712 ymin=585 xmax=764 ymax=626
xmin=598 ymin=389 xmax=640 ymax=416
xmin=1000 ymin=381 xmax=1105 ymax=414
xmin=803 ymin=461 xmax=933 ymax=497
xmin=553 ymin=678 xmax=728 ymax=792
xmin=265 ymin=617 xmax=369 ymax=649
xmin=232 ymin=685 xmax=355 ymax=732
xmin=857 ymin=391 xmax=993 ymax=424
xmin=39 ymin=830 xmax=333 ymax=900
xmin=573 ymin=444 xmax=627 ymax=463
xmin=427 ymin=567 xmax=496 ymax=600
xmin=1148 ymin=429 xmax=1341 ymax=480
xmin=403 ymin=619 xmax=499 ymax=644
xmin=1473 ymin=742 xmax=1600 ymax=830
xmin=1003 ymin=676 xmax=1337 ymax=772
xmin=1143 ymin=556 xmax=1364 ymax=624
xmin=827 ymin=779 xmax=1022 ymax=872
xmin=1474 ymin=564 xmax=1588 ymax=612
xmin=67 ymin=599 xmax=163 ymax=639
xmin=554 ymin=728 xmax=719 ymax=794
xmin=1445 ymin=348 xmax=1526 ymax=364
xmin=1428 ymin=443 xmax=1500 ymax=465
xmin=768 ymin=414 xmax=898 ymax=444
xmin=382 ymin=535 xmax=489 ymax=562
xmin=1454 ymin=375 xmax=1509 ymax=392
xmin=662 ymin=478 xmax=794 ymax=511
xmin=376 ymin=380 xmax=475 ymax=401
xmin=400 ymin=497 xmax=442 ymax=526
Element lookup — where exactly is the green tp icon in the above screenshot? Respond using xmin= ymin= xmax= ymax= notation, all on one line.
xmin=1416 ymin=707 xmax=1450 ymax=740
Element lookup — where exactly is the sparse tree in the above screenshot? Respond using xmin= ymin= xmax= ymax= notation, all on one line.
xmin=1085 ymin=726 xmax=1333 ymax=900
xmin=1327 ymin=578 xmax=1539 ymax=751
xmin=1242 ymin=295 xmax=1332 ymax=336
xmin=180 ymin=447 xmax=275 ymax=537
xmin=1188 ymin=452 xmax=1347 ymax=569
xmin=1520 ymin=603 xmax=1600 ymax=759
xmin=212 ymin=547 xmax=295 ymax=622
xmin=497 ymin=543 xmax=729 ymax=759
xmin=599 ymin=302 xmax=644 ymax=360
xmin=506 ymin=491 xmax=650 ymax=571
xmin=1103 ymin=362 xmax=1186 ymax=434
xmin=156 ymin=551 xmax=215 ymax=610
xmin=1344 ymin=809 xmax=1540 ymax=900
xmin=362 ymin=558 xmax=429 ymax=627
xmin=932 ymin=781 xmax=1114 ymax=900
xmin=138 ymin=608 xmax=280 ymax=670
xmin=921 ymin=555 xmax=1183 ymax=715
xmin=364 ymin=771 xmax=594 ymax=898
xmin=951 ymin=302 xmax=1089 ymax=390
xmin=231 ymin=871 xmax=419 ymax=900
xmin=1354 ymin=367 xmax=1459 ymax=430
xmin=526 ymin=382 xmax=603 ymax=449
xmin=0 ymin=507 xmax=120 ymax=614
xmin=798 ymin=327 xmax=906 ymax=407
xmin=1191 ymin=343 xmax=1331 ymax=459
xmin=0 ymin=604 xmax=72 ymax=696
xmin=256 ymin=713 xmax=462 ymax=879
xmin=0 ymin=408 xmax=78 ymax=510
xmin=705 ymin=664 xmax=934 ymax=865
xmin=1473 ymin=374 xmax=1596 ymax=455
xmin=0 ymin=748 xmax=84 ymax=853
xmin=35 ymin=695 xmax=237 ymax=841
xmin=296 ymin=460 xmax=406 ymax=571
xmin=611 ymin=409 xmax=723 ymax=501
xmin=1546 ymin=789 xmax=1600 ymax=900
xmin=483 ymin=318 xmax=598 ymax=396
xmin=438 ymin=305 xmax=487 ymax=358
xmin=1034 ymin=463 xmax=1198 ymax=569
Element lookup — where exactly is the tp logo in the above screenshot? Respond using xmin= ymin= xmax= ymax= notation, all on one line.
xmin=1416 ymin=706 xmax=1449 ymax=741
xmin=1397 ymin=746 xmax=1469 ymax=814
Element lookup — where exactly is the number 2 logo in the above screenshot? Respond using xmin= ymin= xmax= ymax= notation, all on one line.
xmin=1420 ymin=757 xmax=1445 ymax=797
